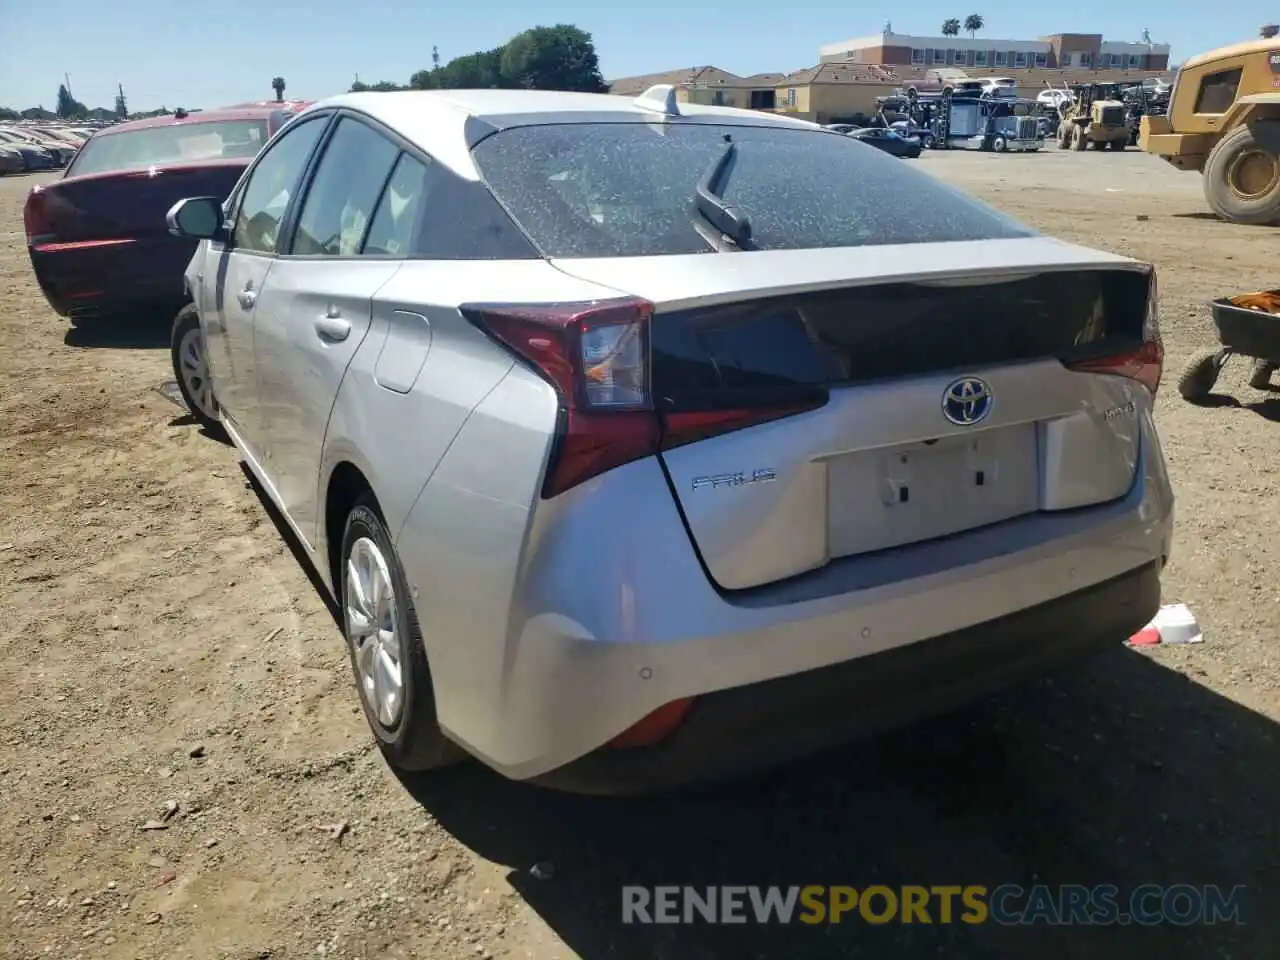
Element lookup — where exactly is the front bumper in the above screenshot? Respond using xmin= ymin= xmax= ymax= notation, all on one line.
xmin=533 ymin=560 xmax=1160 ymax=794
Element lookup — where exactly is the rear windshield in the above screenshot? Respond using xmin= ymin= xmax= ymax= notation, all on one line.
xmin=470 ymin=122 xmax=1033 ymax=258
xmin=67 ymin=120 xmax=268 ymax=177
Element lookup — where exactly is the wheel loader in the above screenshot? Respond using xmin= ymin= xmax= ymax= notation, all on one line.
xmin=1141 ymin=36 xmax=1280 ymax=225
xmin=1056 ymin=84 xmax=1131 ymax=151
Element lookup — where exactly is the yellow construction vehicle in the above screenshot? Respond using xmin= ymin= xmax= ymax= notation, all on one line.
xmin=1057 ymin=84 xmax=1131 ymax=151
xmin=1141 ymin=37 xmax=1280 ymax=224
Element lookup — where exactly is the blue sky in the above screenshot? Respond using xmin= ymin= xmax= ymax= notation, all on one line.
xmin=0 ymin=1 xmax=1267 ymax=112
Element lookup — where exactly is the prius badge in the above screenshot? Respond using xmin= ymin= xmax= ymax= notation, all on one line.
xmin=691 ymin=469 xmax=777 ymax=491
xmin=941 ymin=376 xmax=993 ymax=426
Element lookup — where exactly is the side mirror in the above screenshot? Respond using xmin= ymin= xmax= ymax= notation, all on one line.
xmin=166 ymin=196 xmax=227 ymax=241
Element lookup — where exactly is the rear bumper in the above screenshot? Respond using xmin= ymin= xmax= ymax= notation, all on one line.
xmin=399 ymin=374 xmax=1173 ymax=787
xmin=532 ymin=560 xmax=1160 ymax=794
xmin=28 ymin=237 xmax=194 ymax=318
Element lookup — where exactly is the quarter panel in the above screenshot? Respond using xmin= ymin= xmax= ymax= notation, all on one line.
xmin=392 ymin=364 xmax=561 ymax=757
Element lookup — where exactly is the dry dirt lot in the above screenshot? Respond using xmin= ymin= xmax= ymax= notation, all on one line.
xmin=2 ymin=146 xmax=1278 ymax=960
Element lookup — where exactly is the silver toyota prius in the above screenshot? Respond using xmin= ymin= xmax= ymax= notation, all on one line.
xmin=167 ymin=87 xmax=1173 ymax=793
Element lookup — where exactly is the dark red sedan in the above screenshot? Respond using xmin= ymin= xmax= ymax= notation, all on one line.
xmin=24 ymin=101 xmax=310 ymax=323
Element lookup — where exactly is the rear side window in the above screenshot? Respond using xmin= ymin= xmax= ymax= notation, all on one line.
xmin=363 ymin=153 xmax=436 ymax=256
xmin=470 ymin=122 xmax=1033 ymax=258
xmin=67 ymin=120 xmax=268 ymax=177
xmin=1193 ymin=68 xmax=1242 ymax=115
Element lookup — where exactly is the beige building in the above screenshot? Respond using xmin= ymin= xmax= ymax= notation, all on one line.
xmin=609 ymin=59 xmax=1175 ymax=126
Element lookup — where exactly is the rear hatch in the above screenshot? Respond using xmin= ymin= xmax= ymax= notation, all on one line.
xmin=553 ymin=238 xmax=1155 ymax=590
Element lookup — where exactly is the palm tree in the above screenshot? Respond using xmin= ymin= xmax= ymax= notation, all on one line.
xmin=941 ymin=18 xmax=961 ymax=37
xmin=271 ymin=76 xmax=286 ymax=102
xmin=964 ymin=14 xmax=984 ymax=39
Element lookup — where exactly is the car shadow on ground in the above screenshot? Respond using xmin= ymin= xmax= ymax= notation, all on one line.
xmin=235 ymin=474 xmax=1277 ymax=958
xmin=62 ymin=309 xmax=170 ymax=349
xmin=399 ymin=651 xmax=1277 ymax=960
xmin=239 ymin=462 xmax=342 ymax=627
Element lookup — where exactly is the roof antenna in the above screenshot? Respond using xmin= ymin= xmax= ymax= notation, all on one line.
xmin=633 ymin=84 xmax=681 ymax=118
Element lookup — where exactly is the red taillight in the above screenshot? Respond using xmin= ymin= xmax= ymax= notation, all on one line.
xmin=464 ymin=299 xmax=660 ymax=497
xmin=23 ymin=187 xmax=52 ymax=245
xmin=464 ymin=299 xmax=825 ymax=497
xmin=606 ymin=698 xmax=694 ymax=749
xmin=1067 ymin=339 xmax=1163 ymax=395
xmin=1065 ymin=270 xmax=1163 ymax=395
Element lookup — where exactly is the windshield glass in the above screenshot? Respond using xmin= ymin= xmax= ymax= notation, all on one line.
xmin=471 ymin=122 xmax=1033 ymax=258
xmin=67 ymin=119 xmax=268 ymax=177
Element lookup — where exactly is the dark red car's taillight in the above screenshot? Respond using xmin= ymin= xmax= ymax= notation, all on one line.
xmin=23 ymin=186 xmax=52 ymax=245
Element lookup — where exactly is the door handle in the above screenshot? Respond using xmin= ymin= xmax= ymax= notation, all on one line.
xmin=237 ymin=289 xmax=257 ymax=310
xmin=314 ymin=314 xmax=352 ymax=342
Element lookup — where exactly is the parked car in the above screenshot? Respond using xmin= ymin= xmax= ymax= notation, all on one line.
xmin=849 ymin=127 xmax=924 ymax=159
xmin=0 ymin=129 xmax=72 ymax=167
xmin=0 ymin=145 xmax=25 ymax=175
xmin=23 ymin=102 xmax=309 ymax=323
xmin=167 ymin=88 xmax=1172 ymax=794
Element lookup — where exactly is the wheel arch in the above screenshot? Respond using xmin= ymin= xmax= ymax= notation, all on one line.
xmin=323 ymin=459 xmax=381 ymax=600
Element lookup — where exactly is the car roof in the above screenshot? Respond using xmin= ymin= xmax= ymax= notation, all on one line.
xmin=299 ymin=88 xmax=825 ymax=181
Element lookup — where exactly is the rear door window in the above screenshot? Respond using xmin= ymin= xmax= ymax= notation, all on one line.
xmin=67 ymin=120 xmax=269 ymax=177
xmin=471 ymin=122 xmax=1032 ymax=258
xmin=290 ymin=117 xmax=399 ymax=256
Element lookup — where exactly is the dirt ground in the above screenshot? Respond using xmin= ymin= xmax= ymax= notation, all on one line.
xmin=2 ymin=146 xmax=1278 ymax=960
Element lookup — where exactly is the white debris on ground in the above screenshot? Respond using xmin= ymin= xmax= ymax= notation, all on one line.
xmin=1128 ymin=603 xmax=1203 ymax=646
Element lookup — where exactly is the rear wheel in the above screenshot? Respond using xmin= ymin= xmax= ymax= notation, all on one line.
xmin=1203 ymin=122 xmax=1280 ymax=225
xmin=170 ymin=303 xmax=223 ymax=436
xmin=340 ymin=498 xmax=464 ymax=773
xmin=1177 ymin=348 xmax=1227 ymax=403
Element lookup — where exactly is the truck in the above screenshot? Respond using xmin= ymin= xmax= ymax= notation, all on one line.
xmin=898 ymin=87 xmax=1043 ymax=152
xmin=1141 ymin=36 xmax=1280 ymax=225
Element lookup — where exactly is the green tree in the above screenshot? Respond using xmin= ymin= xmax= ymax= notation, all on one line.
xmin=964 ymin=14 xmax=984 ymax=38
xmin=271 ymin=76 xmax=286 ymax=101
xmin=941 ymin=18 xmax=961 ymax=37
xmin=355 ymin=80 xmax=406 ymax=92
xmin=435 ymin=48 xmax=505 ymax=88
xmin=499 ymin=25 xmax=606 ymax=92
xmin=408 ymin=68 xmax=438 ymax=89
xmin=0 ymin=107 xmax=19 ymax=121
xmin=55 ymin=84 xmax=86 ymax=119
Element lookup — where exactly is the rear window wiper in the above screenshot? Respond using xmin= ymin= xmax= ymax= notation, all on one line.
xmin=694 ymin=134 xmax=753 ymax=250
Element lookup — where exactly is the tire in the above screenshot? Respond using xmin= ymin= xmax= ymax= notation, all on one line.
xmin=921 ymin=133 xmax=935 ymax=149
xmin=1202 ymin=122 xmax=1280 ymax=225
xmin=340 ymin=498 xmax=464 ymax=772
xmin=992 ymin=135 xmax=1007 ymax=153
xmin=1072 ymin=127 xmax=1088 ymax=151
xmin=1248 ymin=359 xmax=1277 ymax=390
xmin=1177 ymin=348 xmax=1226 ymax=403
xmin=170 ymin=303 xmax=224 ymax=436
xmin=1111 ymin=138 xmax=1126 ymax=151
